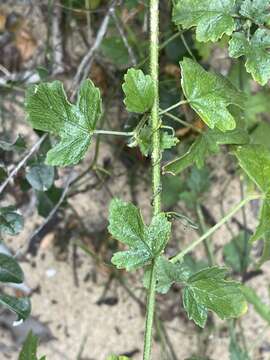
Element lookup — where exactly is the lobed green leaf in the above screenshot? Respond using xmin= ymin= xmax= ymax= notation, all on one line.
xmin=240 ymin=0 xmax=270 ymax=25
xmin=183 ymin=267 xmax=247 ymax=327
xmin=180 ymin=58 xmax=246 ymax=131
xmin=122 ymin=68 xmax=155 ymax=113
xmin=25 ymin=79 xmax=102 ymax=166
xmin=229 ymin=29 xmax=270 ymax=86
xmin=109 ymin=199 xmax=171 ymax=271
xmin=173 ymin=0 xmax=236 ymax=42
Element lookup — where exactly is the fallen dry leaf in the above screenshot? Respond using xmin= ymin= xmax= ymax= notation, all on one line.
xmin=163 ymin=64 xmax=181 ymax=79
xmin=0 ymin=12 xmax=6 ymax=31
xmin=15 ymin=23 xmax=37 ymax=61
xmin=40 ymin=232 xmax=56 ymax=251
xmin=176 ymin=117 xmax=205 ymax=137
xmin=89 ymin=63 xmax=108 ymax=95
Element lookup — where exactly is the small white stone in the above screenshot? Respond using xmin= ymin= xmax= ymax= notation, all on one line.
xmin=13 ymin=319 xmax=24 ymax=327
xmin=46 ymin=268 xmax=56 ymax=278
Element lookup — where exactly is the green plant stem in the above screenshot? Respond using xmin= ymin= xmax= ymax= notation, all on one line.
xmin=170 ymin=194 xmax=260 ymax=264
xmin=196 ymin=203 xmax=214 ymax=266
xmin=163 ymin=112 xmax=202 ymax=133
xmin=93 ymin=130 xmax=134 ymax=136
xmin=143 ymin=260 xmax=157 ymax=359
xmin=143 ymin=0 xmax=161 ymax=358
xmin=136 ymin=30 xmax=185 ymax=69
xmin=159 ymin=100 xmax=188 ymax=115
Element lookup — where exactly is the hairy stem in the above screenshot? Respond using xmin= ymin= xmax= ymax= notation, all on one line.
xmin=143 ymin=0 xmax=160 ymax=359
xmin=171 ymin=194 xmax=260 ymax=264
xmin=143 ymin=260 xmax=157 ymax=359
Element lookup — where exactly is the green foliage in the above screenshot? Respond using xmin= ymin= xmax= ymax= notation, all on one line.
xmin=183 ymin=287 xmax=208 ymax=328
xmin=36 ymin=186 xmax=63 ymax=217
xmin=122 ymin=68 xmax=155 ymax=114
xmin=19 ymin=331 xmax=46 ymax=360
xmin=234 ymin=144 xmax=270 ymax=263
xmin=106 ymin=356 xmax=130 ymax=360
xmin=172 ymin=0 xmax=236 ymax=42
xmin=0 ymin=251 xmax=31 ymax=323
xmin=0 ymin=206 xmax=24 ymax=236
xmin=241 ymin=285 xmax=270 ymax=325
xmin=229 ymin=29 xmax=270 ymax=86
xmin=0 ymin=253 xmax=24 ymax=284
xmin=183 ymin=267 xmax=247 ymax=327
xmin=0 ymin=135 xmax=26 ymax=152
xmin=25 ymin=80 xmax=102 ymax=166
xmin=173 ymin=0 xmax=270 ymax=85
xmin=130 ymin=125 xmax=179 ymax=156
xmin=0 ymin=294 xmax=31 ymax=321
xmin=229 ymin=336 xmax=250 ymax=360
xmin=162 ymin=176 xmax=184 ymax=209
xmin=26 ymin=163 xmax=54 ymax=191
xmin=0 ymin=165 xmax=7 ymax=182
xmin=235 ymin=144 xmax=270 ymax=194
xmin=223 ymin=232 xmax=251 ymax=273
xmin=145 ymin=261 xmax=246 ymax=327
xmin=101 ymin=36 xmax=129 ymax=68
xmin=180 ymin=58 xmax=245 ymax=131
xmin=240 ymin=0 xmax=270 ymax=25
xmin=19 ymin=1 xmax=270 ymax=357
xmin=144 ymin=256 xmax=191 ymax=294
xmin=143 ymin=256 xmax=207 ymax=295
xmin=108 ymin=199 xmax=171 ymax=271
xmin=161 ymin=132 xmax=180 ymax=151
xmin=164 ymin=128 xmax=249 ymax=175
xmin=251 ymin=121 xmax=270 ymax=149
xmin=178 ymin=167 xmax=210 ymax=208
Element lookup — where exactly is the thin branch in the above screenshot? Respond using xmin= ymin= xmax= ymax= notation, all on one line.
xmin=111 ymin=9 xmax=137 ymax=66
xmin=0 ymin=134 xmax=47 ymax=195
xmin=26 ymin=172 xmax=74 ymax=255
xmin=71 ymin=0 xmax=118 ymax=99
xmin=170 ymin=194 xmax=261 ymax=264
xmin=52 ymin=0 xmax=65 ymax=75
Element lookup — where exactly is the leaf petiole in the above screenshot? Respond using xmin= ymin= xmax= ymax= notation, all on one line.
xmin=159 ymin=100 xmax=188 ymax=115
xmin=93 ymin=130 xmax=134 ymax=137
xmin=170 ymin=194 xmax=261 ymax=264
